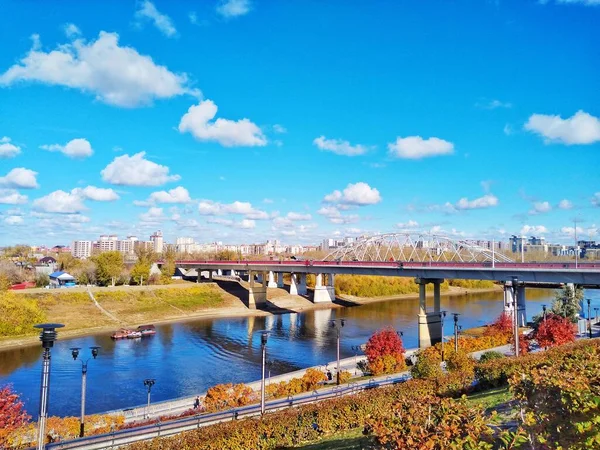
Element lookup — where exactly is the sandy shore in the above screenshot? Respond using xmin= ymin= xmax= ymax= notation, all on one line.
xmin=0 ymin=282 xmax=502 ymax=351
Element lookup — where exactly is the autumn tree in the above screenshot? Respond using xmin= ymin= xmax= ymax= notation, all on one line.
xmin=160 ymin=246 xmax=177 ymax=283
xmin=532 ymin=314 xmax=576 ymax=348
xmin=365 ymin=327 xmax=406 ymax=375
xmin=551 ymin=285 xmax=583 ymax=322
xmin=0 ymin=385 xmax=30 ymax=447
xmin=131 ymin=247 xmax=155 ymax=285
xmin=92 ymin=251 xmax=124 ymax=287
xmin=484 ymin=312 xmax=513 ymax=339
xmin=56 ymin=253 xmax=82 ymax=272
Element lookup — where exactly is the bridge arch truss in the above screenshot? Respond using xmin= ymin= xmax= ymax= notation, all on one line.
xmin=323 ymin=233 xmax=514 ymax=264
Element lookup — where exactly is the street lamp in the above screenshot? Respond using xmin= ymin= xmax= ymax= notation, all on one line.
xmin=259 ymin=331 xmax=270 ymax=415
xmin=587 ymin=299 xmax=592 ymax=339
xmin=330 ymin=319 xmax=346 ymax=385
xmin=594 ymin=307 xmax=599 ymax=324
xmin=34 ymin=323 xmax=64 ymax=450
xmin=70 ymin=346 xmax=100 ymax=437
xmin=512 ymin=277 xmax=520 ymax=357
xmin=440 ymin=311 xmax=447 ymax=361
xmin=143 ymin=379 xmax=155 ymax=419
xmin=452 ymin=313 xmax=460 ymax=353
xmin=542 ymin=305 xmax=547 ymax=323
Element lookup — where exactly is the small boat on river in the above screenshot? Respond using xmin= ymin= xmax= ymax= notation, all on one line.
xmin=111 ymin=325 xmax=156 ymax=339
xmin=137 ymin=324 xmax=156 ymax=336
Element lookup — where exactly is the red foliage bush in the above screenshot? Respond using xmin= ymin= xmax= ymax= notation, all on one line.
xmin=365 ymin=327 xmax=406 ymax=375
xmin=0 ymin=385 xmax=30 ymax=447
xmin=484 ymin=312 xmax=513 ymax=338
xmin=532 ymin=314 xmax=576 ymax=348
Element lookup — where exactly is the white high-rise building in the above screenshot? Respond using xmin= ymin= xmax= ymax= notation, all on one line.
xmin=72 ymin=240 xmax=92 ymax=259
xmin=98 ymin=235 xmax=118 ymax=252
xmin=116 ymin=236 xmax=138 ymax=254
xmin=150 ymin=231 xmax=164 ymax=253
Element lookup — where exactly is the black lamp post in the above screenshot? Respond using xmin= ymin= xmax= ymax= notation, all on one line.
xmin=542 ymin=305 xmax=547 ymax=323
xmin=452 ymin=313 xmax=460 ymax=353
xmin=143 ymin=379 xmax=155 ymax=419
xmin=34 ymin=323 xmax=64 ymax=450
xmin=330 ymin=319 xmax=346 ymax=385
xmin=587 ymin=299 xmax=592 ymax=338
xmin=440 ymin=311 xmax=447 ymax=361
xmin=70 ymin=346 xmax=100 ymax=437
xmin=260 ymin=331 xmax=270 ymax=415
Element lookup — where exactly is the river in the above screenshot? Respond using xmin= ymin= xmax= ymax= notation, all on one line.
xmin=1 ymin=288 xmax=599 ymax=418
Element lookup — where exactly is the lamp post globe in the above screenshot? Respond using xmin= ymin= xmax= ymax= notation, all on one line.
xmin=71 ymin=346 xmax=101 ymax=437
xmin=34 ymin=323 xmax=64 ymax=450
xmin=330 ymin=319 xmax=346 ymax=385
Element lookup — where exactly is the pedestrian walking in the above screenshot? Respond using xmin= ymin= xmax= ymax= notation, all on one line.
xmin=193 ymin=396 xmax=200 ymax=409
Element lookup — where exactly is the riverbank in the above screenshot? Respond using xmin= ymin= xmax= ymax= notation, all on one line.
xmin=0 ymin=281 xmax=502 ymax=351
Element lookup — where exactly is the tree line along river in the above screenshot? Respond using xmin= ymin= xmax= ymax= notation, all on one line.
xmin=1 ymin=288 xmax=598 ymax=417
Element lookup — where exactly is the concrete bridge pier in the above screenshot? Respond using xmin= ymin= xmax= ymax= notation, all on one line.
xmin=416 ymin=277 xmax=444 ymax=348
xmin=289 ymin=273 xmax=307 ymax=296
xmin=267 ymin=271 xmax=278 ymax=288
xmin=503 ymin=281 xmax=526 ymax=327
xmin=277 ymin=272 xmax=285 ymax=288
xmin=313 ymin=273 xmax=335 ymax=303
xmin=248 ymin=270 xmax=267 ymax=309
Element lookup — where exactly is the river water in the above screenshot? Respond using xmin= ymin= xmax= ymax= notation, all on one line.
xmin=1 ymin=289 xmax=599 ymax=418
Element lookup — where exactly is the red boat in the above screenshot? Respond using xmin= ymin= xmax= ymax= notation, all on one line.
xmin=111 ymin=328 xmax=135 ymax=339
xmin=111 ymin=325 xmax=156 ymax=339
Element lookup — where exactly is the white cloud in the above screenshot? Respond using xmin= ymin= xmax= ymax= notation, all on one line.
xmin=323 ymin=182 xmax=381 ymax=206
xmin=553 ymin=0 xmax=600 ymax=5
xmin=64 ymin=23 xmax=81 ymax=38
xmin=558 ymin=199 xmax=573 ymax=210
xmin=503 ymin=124 xmax=514 ymax=136
xmin=179 ymin=100 xmax=266 ymax=147
xmin=317 ymin=205 xmax=358 ymax=224
xmin=189 ymin=12 xmax=199 ymax=25
xmin=396 ymin=220 xmax=419 ymax=229
xmin=146 ymin=186 xmax=191 ymax=204
xmin=313 ymin=136 xmax=369 ymax=156
xmin=101 ymin=152 xmax=180 ymax=186
xmin=40 ymin=138 xmax=93 ymax=158
xmin=0 ymin=137 xmax=21 ymax=158
xmin=236 ymin=219 xmax=255 ymax=229
xmin=521 ymin=225 xmax=548 ymax=234
xmin=135 ymin=1 xmax=177 ymax=38
xmin=198 ymin=200 xmax=267 ymax=220
xmin=246 ymin=210 xmax=270 ymax=220
xmin=216 ymin=0 xmax=251 ymax=18
xmin=287 ymin=212 xmax=312 ymax=221
xmin=524 ymin=110 xmax=600 ymax=145
xmin=329 ymin=215 xmax=359 ymax=225
xmin=4 ymin=215 xmax=24 ymax=225
xmin=0 ymin=168 xmax=39 ymax=189
xmin=139 ymin=206 xmax=165 ymax=223
xmin=455 ymin=194 xmax=499 ymax=210
xmin=33 ymin=190 xmax=87 ymax=213
xmin=592 ymin=192 xmax=600 ymax=207
xmin=476 ymin=99 xmax=512 ymax=109
xmin=529 ymin=201 xmax=552 ymax=215
xmin=388 ymin=136 xmax=454 ymax=159
xmin=263 ymin=198 xmax=274 ymax=204
xmin=0 ymin=32 xmax=197 ymax=107
xmin=207 ymin=217 xmax=234 ymax=226
xmin=76 ymin=186 xmax=120 ymax=202
xmin=0 ymin=189 xmax=28 ymax=205
xmin=317 ymin=206 xmax=341 ymax=218
xmin=560 ymin=226 xmax=584 ymax=237
xmin=273 ymin=124 xmax=287 ymax=134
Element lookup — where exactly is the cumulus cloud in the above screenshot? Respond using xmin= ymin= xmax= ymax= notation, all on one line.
xmin=135 ymin=1 xmax=177 ymax=38
xmin=75 ymin=186 xmax=120 ymax=201
xmin=217 ymin=0 xmax=251 ymax=18
xmin=198 ymin=200 xmax=268 ymax=220
xmin=33 ymin=190 xmax=87 ymax=213
xmin=454 ymin=194 xmax=499 ymax=210
xmin=592 ymin=192 xmax=600 ymax=207
xmin=0 ymin=32 xmax=197 ymax=107
xmin=273 ymin=124 xmax=287 ymax=134
xmin=141 ymin=186 xmax=192 ymax=204
xmin=0 ymin=137 xmax=21 ymax=158
xmin=101 ymin=152 xmax=180 ymax=186
xmin=396 ymin=220 xmax=419 ymax=229
xmin=388 ymin=136 xmax=454 ymax=159
xmin=0 ymin=189 xmax=28 ymax=205
xmin=313 ymin=136 xmax=369 ymax=156
xmin=317 ymin=205 xmax=358 ymax=224
xmin=524 ymin=110 xmax=600 ymax=145
xmin=323 ymin=182 xmax=381 ymax=206
xmin=236 ymin=219 xmax=255 ymax=229
xmin=63 ymin=23 xmax=81 ymax=38
xmin=4 ymin=215 xmax=23 ymax=225
xmin=139 ymin=206 xmax=165 ymax=223
xmin=40 ymin=138 xmax=93 ymax=158
xmin=286 ymin=212 xmax=312 ymax=221
xmin=529 ymin=201 xmax=552 ymax=215
xmin=558 ymin=199 xmax=573 ymax=210
xmin=520 ymin=225 xmax=548 ymax=234
xmin=560 ymin=226 xmax=584 ymax=237
xmin=0 ymin=168 xmax=39 ymax=189
xmin=179 ymin=100 xmax=266 ymax=147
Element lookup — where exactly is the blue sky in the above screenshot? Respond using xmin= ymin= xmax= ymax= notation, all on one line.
xmin=0 ymin=0 xmax=598 ymax=247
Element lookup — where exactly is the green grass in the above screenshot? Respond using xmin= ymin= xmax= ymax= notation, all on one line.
xmin=466 ymin=387 xmax=512 ymax=410
xmin=292 ymin=429 xmax=373 ymax=449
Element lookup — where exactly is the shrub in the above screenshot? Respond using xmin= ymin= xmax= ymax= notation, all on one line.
xmin=203 ymin=383 xmax=256 ymax=412
xmin=484 ymin=312 xmax=513 ymax=339
xmin=365 ymin=327 xmax=406 ymax=375
xmin=0 ymin=385 xmax=30 ymax=448
xmin=411 ymin=351 xmax=443 ymax=380
xmin=531 ymin=313 xmax=577 ymax=348
xmin=265 ymin=369 xmax=327 ymax=399
xmin=478 ymin=351 xmax=505 ymax=363
xmin=0 ymin=292 xmax=46 ymax=337
xmin=338 ymin=371 xmax=352 ymax=384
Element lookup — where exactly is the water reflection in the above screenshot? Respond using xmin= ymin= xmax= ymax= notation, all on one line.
xmin=0 ymin=289 xmax=597 ymax=417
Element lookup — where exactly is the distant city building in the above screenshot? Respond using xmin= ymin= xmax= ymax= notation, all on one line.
xmin=116 ymin=236 xmax=138 ymax=254
xmin=150 ymin=231 xmax=164 ymax=254
xmin=71 ymin=240 xmax=92 ymax=259
xmin=97 ymin=234 xmax=118 ymax=252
